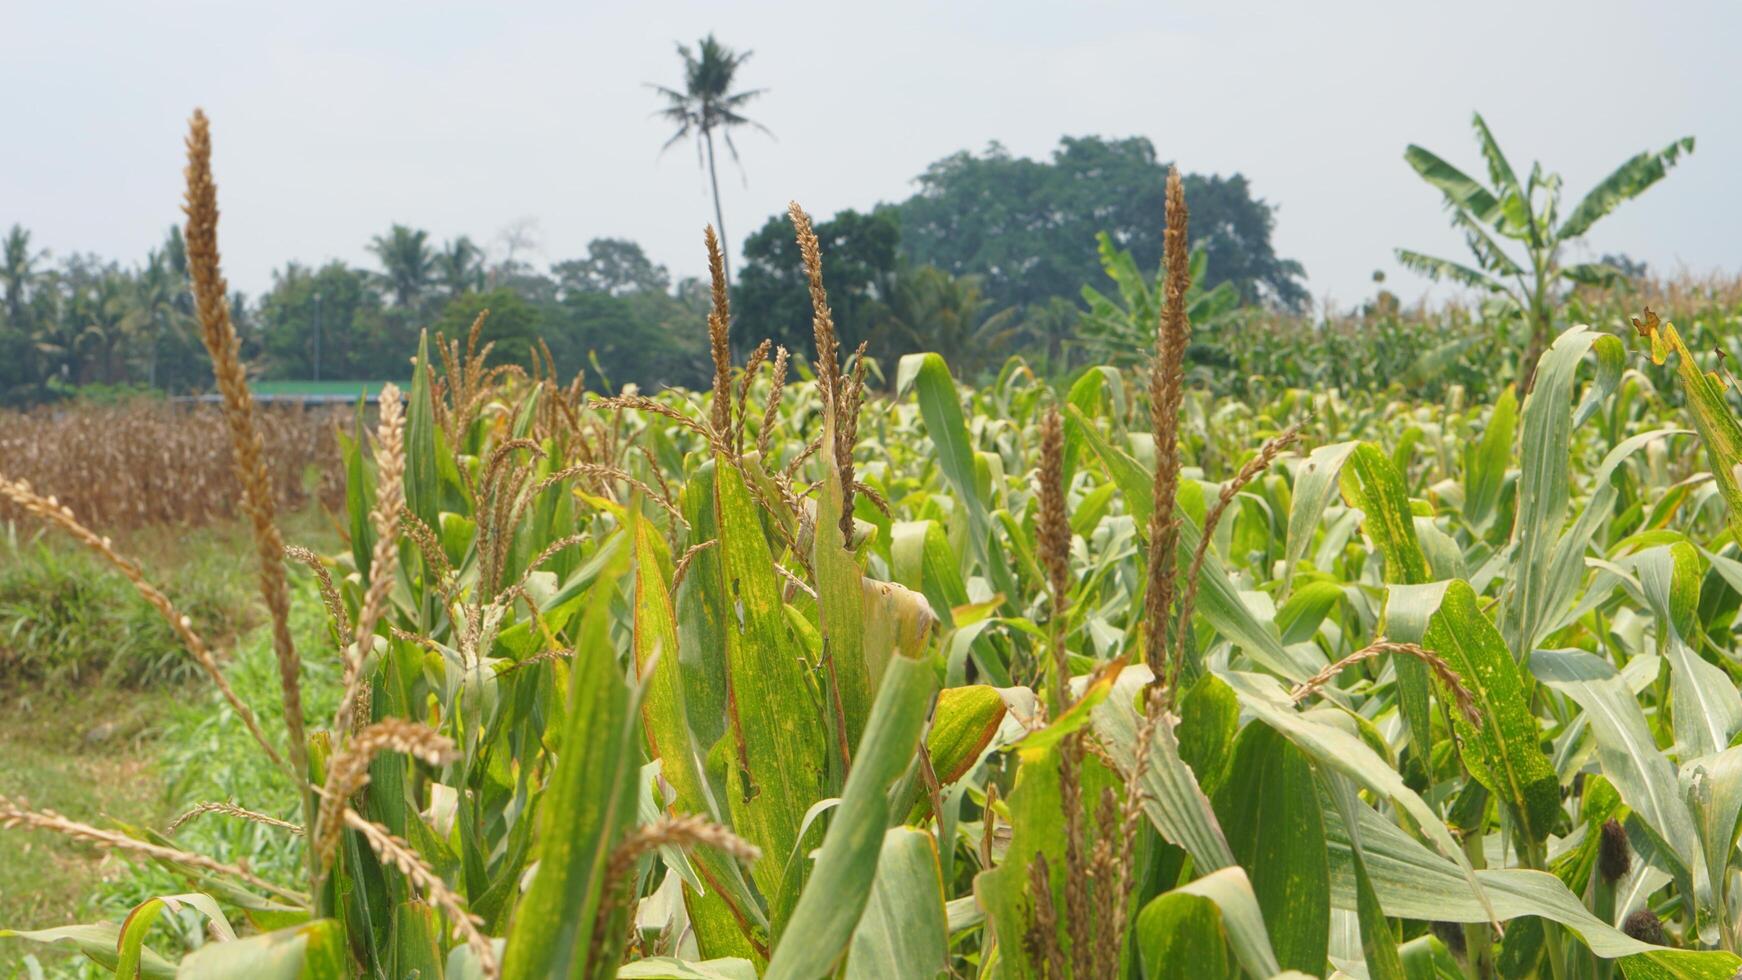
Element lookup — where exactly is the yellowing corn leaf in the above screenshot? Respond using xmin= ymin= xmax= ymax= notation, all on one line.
xmin=1635 ymin=308 xmax=1742 ymax=547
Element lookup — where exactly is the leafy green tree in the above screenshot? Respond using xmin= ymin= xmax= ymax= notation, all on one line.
xmin=894 ymin=136 xmax=1306 ymax=311
xmin=435 ymin=288 xmax=543 ymax=369
xmin=1396 ymin=112 xmax=1693 ymax=387
xmin=1183 ymin=172 xmax=1307 ymax=310
xmin=873 ymin=265 xmax=1020 ymax=379
xmin=650 ymin=34 xmax=772 ymax=294
xmin=553 ymin=238 xmax=672 ymax=297
xmin=256 ymin=262 xmax=384 ymax=379
xmin=537 ymin=288 xmax=707 ymax=391
xmin=368 ymin=224 xmax=435 ymax=308
xmin=734 ymin=207 xmax=900 ymax=356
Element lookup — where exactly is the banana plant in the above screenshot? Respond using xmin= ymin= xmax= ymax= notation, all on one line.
xmin=1076 ymin=232 xmax=1241 ymax=366
xmin=1396 ymin=111 xmax=1692 ymax=386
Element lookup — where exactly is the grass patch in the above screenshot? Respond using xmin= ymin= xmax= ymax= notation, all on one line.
xmin=0 ymin=509 xmax=342 ymax=975
xmin=0 ymin=509 xmax=336 ymax=686
xmin=0 ymin=685 xmax=179 ymax=968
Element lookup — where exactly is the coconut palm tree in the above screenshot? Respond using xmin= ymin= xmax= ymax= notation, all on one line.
xmin=649 ymin=34 xmax=772 ymax=294
xmin=435 ymin=236 xmax=485 ymax=300
xmin=369 ymin=224 xmax=435 ymax=309
xmin=127 ymin=249 xmax=188 ymax=387
xmin=70 ymin=273 xmax=132 ymax=384
xmin=2 ymin=225 xmax=44 ymax=327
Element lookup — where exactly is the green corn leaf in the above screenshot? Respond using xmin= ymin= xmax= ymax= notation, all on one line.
xmin=177 ymin=919 xmax=349 ymax=979
xmin=1636 ymin=311 xmax=1742 ymax=547
xmin=1681 ymin=746 xmax=1742 ymax=953
xmin=766 ymin=656 xmax=936 ymax=979
xmin=501 ymin=545 xmax=642 ymax=980
xmin=1529 ymin=650 xmax=1699 ymax=880
xmin=1537 ymin=429 xmax=1684 ymax=642
xmin=1222 ymin=670 xmax=1490 ymax=917
xmin=1382 ymin=580 xmax=1452 ymax=777
xmin=975 ymin=717 xmax=1124 ymax=978
xmin=631 ymin=517 xmax=767 ymax=956
xmin=1340 ymin=443 xmax=1429 ymax=585
xmin=843 ymin=827 xmax=949 ymax=980
xmin=404 ymin=330 xmax=440 ymax=530
xmin=1398 ymin=934 xmax=1462 ymax=980
xmin=890 ymin=519 xmax=968 ymax=629
xmin=618 ymin=958 xmax=760 ymax=979
xmin=1092 ymin=665 xmax=1235 ymax=871
xmin=1212 ymin=722 xmax=1331 ymax=974
xmin=633 ymin=517 xmax=703 ymax=809
xmin=1284 ymin=441 xmax=1357 ymax=595
xmin=1 ymin=922 xmax=172 ymax=978
xmin=1276 ymin=580 xmax=1344 ymax=647
xmin=1321 ymin=795 xmax=1723 ymax=970
xmin=711 ymin=457 xmax=829 ymax=929
xmin=1505 ymin=324 xmax=1625 ymax=659
xmin=1322 ymin=773 xmax=1405 ymax=980
xmin=1616 ymin=949 xmax=1742 ymax=979
xmin=1134 ymin=885 xmax=1236 ymax=980
xmin=897 ymin=352 xmax=1017 ymax=600
xmin=1422 ymin=580 xmax=1560 ymax=842
xmin=1141 ymin=866 xmax=1285 ymax=979
xmin=675 ymin=462 xmax=731 ymax=757
xmin=816 ymin=411 xmax=872 ymax=759
xmin=1175 ymin=670 xmax=1241 ymax=797
xmin=1061 ymin=364 xmax=1124 ymax=487
xmin=389 ymin=901 xmax=444 ymax=980
xmin=115 ymin=892 xmax=237 ymax=980
xmin=340 ymin=415 xmax=375 ymax=581
xmin=1463 ymin=385 xmax=1517 ymax=531
xmin=1633 ymin=543 xmax=1742 ymax=758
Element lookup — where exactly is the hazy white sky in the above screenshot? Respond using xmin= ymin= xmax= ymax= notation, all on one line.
xmin=5 ymin=1 xmax=1738 ymax=309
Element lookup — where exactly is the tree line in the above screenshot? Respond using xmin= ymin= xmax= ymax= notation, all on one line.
xmin=0 ymin=135 xmax=1304 ymax=405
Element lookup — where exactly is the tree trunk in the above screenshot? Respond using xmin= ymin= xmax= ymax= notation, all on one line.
xmin=703 ymin=127 xmax=735 ymax=361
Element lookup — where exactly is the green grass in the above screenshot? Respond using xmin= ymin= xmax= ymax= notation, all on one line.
xmin=0 ymin=685 xmax=179 ymax=972
xmin=97 ymin=581 xmax=341 ymax=912
xmin=0 ymin=509 xmax=342 ymax=977
xmin=0 ymin=510 xmax=337 ymax=687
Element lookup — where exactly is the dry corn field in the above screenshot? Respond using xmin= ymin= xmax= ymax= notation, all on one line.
xmin=0 ymin=400 xmax=343 ymax=532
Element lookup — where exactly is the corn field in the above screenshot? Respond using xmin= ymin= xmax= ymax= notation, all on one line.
xmin=0 ymin=400 xmax=342 ymax=532
xmin=11 ymin=113 xmax=1742 ymax=980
